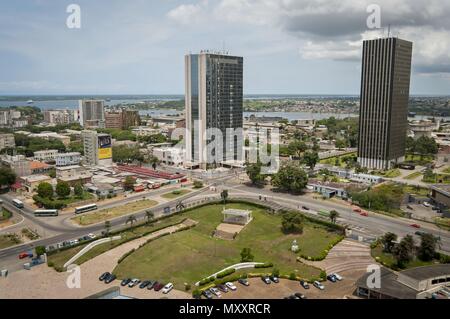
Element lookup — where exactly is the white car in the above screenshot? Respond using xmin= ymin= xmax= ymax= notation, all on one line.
xmin=162 ymin=283 xmax=173 ymax=294
xmin=225 ymin=282 xmax=237 ymax=291
xmin=128 ymin=279 xmax=140 ymax=288
xmin=423 ymin=202 xmax=431 ymax=208
xmin=332 ymin=273 xmax=343 ymax=281
xmin=210 ymin=287 xmax=222 ymax=298
xmin=87 ymin=233 xmax=97 ymax=239
xmin=313 ymin=281 xmax=325 ymax=290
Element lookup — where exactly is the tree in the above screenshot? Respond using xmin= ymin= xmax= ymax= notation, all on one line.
xmin=125 ymin=214 xmax=137 ymax=228
xmin=74 ymin=182 xmax=84 ymax=198
xmin=148 ymin=156 xmax=160 ymax=170
xmin=56 ymin=180 xmax=71 ymax=198
xmin=145 ymin=210 xmax=154 ymax=224
xmin=0 ymin=166 xmax=16 ymax=187
xmin=329 ymin=210 xmax=339 ymax=223
xmin=104 ymin=220 xmax=111 ymax=236
xmin=246 ymin=162 xmax=266 ymax=185
xmin=272 ymin=163 xmax=308 ymax=194
xmin=335 ymin=139 xmax=347 ymax=150
xmin=35 ymin=246 xmax=46 ymax=257
xmin=418 ymin=233 xmax=437 ymax=261
xmin=123 ymin=176 xmax=136 ymax=191
xmin=303 ymin=151 xmax=319 ymax=170
xmin=393 ymin=235 xmax=415 ymax=267
xmin=220 ymin=190 xmax=229 ymax=204
xmin=37 ymin=182 xmax=54 ymax=199
xmin=240 ymin=248 xmax=254 ymax=262
xmin=193 ymin=180 xmax=204 ymax=189
xmin=288 ymin=140 xmax=307 ymax=158
xmin=281 ymin=212 xmax=304 ymax=234
xmin=381 ymin=232 xmax=398 ymax=253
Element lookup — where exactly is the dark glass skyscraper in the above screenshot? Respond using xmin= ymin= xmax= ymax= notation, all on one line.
xmin=185 ymin=52 xmax=244 ymax=169
xmin=357 ymin=37 xmax=413 ymax=170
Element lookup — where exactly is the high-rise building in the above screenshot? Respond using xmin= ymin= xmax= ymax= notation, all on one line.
xmin=185 ymin=52 xmax=244 ymax=169
xmin=82 ymin=130 xmax=113 ymax=167
xmin=79 ymin=100 xmax=105 ymax=127
xmin=104 ymin=109 xmax=141 ymax=129
xmin=357 ymin=37 xmax=413 ymax=170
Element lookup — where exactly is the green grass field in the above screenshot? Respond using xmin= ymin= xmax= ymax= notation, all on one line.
xmin=161 ymin=189 xmax=191 ymax=199
xmin=404 ymin=172 xmax=422 ymax=180
xmin=113 ymin=203 xmax=341 ymax=289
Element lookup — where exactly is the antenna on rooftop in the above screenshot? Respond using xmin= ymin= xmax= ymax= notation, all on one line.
xmin=388 ymin=24 xmax=391 ymax=38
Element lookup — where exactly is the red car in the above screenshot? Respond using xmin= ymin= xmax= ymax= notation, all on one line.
xmin=353 ymin=208 xmax=362 ymax=213
xmin=18 ymin=252 xmax=32 ymax=259
xmin=360 ymin=212 xmax=369 ymax=217
xmin=410 ymin=224 xmax=421 ymax=229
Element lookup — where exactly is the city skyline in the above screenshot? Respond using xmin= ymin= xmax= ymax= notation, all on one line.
xmin=1 ymin=1 xmax=450 ymax=95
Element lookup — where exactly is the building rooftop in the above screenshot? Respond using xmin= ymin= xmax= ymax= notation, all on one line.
xmin=30 ymin=161 xmax=50 ymax=170
xmin=400 ymin=264 xmax=450 ymax=281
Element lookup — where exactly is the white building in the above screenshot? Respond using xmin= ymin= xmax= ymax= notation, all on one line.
xmin=33 ymin=149 xmax=59 ymax=162
xmin=82 ymin=130 xmax=113 ymax=167
xmin=0 ymin=134 xmax=15 ymax=150
xmin=56 ymin=152 xmax=81 ymax=167
xmin=44 ymin=109 xmax=77 ymax=125
xmin=153 ymin=147 xmax=184 ymax=166
xmin=79 ymin=100 xmax=105 ymax=127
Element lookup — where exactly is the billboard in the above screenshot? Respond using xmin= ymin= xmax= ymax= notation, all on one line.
xmin=98 ymin=134 xmax=112 ymax=160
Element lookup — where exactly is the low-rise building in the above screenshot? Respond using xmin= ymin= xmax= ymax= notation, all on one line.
xmin=44 ymin=109 xmax=76 ymax=125
xmin=0 ymin=134 xmax=15 ymax=150
xmin=20 ymin=174 xmax=53 ymax=193
xmin=152 ymin=147 xmax=184 ymax=166
xmin=1 ymin=155 xmax=31 ymax=177
xmin=56 ymin=152 xmax=81 ymax=167
xmin=33 ymin=149 xmax=59 ymax=162
xmin=56 ymin=165 xmax=93 ymax=186
xmin=30 ymin=161 xmax=52 ymax=175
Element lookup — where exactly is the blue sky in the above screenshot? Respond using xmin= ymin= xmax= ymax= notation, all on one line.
xmin=1 ymin=0 xmax=450 ymax=95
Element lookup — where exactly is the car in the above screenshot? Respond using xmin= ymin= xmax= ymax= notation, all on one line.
xmin=18 ymin=252 xmax=33 ymax=259
xmin=302 ymin=206 xmax=310 ymax=211
xmin=225 ymin=282 xmax=237 ymax=291
xmin=423 ymin=202 xmax=431 ymax=208
xmin=105 ymin=274 xmax=116 ymax=284
xmin=294 ymin=293 xmax=307 ymax=299
xmin=154 ymin=282 xmax=165 ymax=292
xmin=121 ymin=278 xmax=131 ymax=286
xmin=261 ymin=276 xmax=271 ymax=285
xmin=411 ymin=224 xmax=421 ymax=229
xmin=327 ymin=274 xmax=337 ymax=283
xmin=99 ymin=272 xmax=110 ymax=281
xmin=162 ymin=283 xmax=174 ymax=294
xmin=332 ymin=273 xmax=343 ymax=281
xmin=300 ymin=280 xmax=310 ymax=289
xmin=238 ymin=278 xmax=250 ymax=286
xmin=128 ymin=279 xmax=141 ymax=288
xmin=139 ymin=281 xmax=151 ymax=289
xmin=202 ymin=290 xmax=214 ymax=299
xmin=87 ymin=233 xmax=97 ymax=239
xmin=313 ymin=281 xmax=325 ymax=290
xmin=360 ymin=212 xmax=369 ymax=217
xmin=217 ymin=284 xmax=229 ymax=293
xmin=269 ymin=275 xmax=280 ymax=283
xmin=209 ymin=287 xmax=222 ymax=298
xmin=353 ymin=208 xmax=362 ymax=213
xmin=147 ymin=280 xmax=157 ymax=290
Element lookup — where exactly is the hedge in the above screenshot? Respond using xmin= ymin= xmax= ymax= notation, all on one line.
xmin=216 ymin=268 xmax=236 ymax=279
xmin=254 ymin=262 xmax=274 ymax=268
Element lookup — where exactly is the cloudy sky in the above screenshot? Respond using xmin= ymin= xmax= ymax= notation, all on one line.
xmin=1 ymin=0 xmax=450 ymax=95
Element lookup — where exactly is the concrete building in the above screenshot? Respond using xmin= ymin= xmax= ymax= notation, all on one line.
xmin=55 ymin=152 xmax=81 ymax=167
xmin=0 ymin=110 xmax=21 ymax=127
xmin=185 ymin=51 xmax=244 ymax=169
xmin=358 ymin=37 xmax=413 ymax=170
xmin=82 ymin=130 xmax=113 ymax=167
xmin=0 ymin=155 xmax=31 ymax=177
xmin=56 ymin=165 xmax=93 ymax=186
xmin=33 ymin=149 xmax=59 ymax=162
xmin=409 ymin=120 xmax=438 ymax=140
xmin=20 ymin=174 xmax=53 ymax=193
xmin=79 ymin=100 xmax=105 ymax=127
xmin=131 ymin=127 xmax=161 ymax=137
xmin=0 ymin=134 xmax=15 ymax=150
xmin=43 ymin=109 xmax=76 ymax=125
xmin=152 ymin=147 xmax=184 ymax=166
xmin=104 ymin=109 xmax=141 ymax=130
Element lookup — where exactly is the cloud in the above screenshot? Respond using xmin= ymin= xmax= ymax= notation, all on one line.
xmin=167 ymin=0 xmax=209 ymax=25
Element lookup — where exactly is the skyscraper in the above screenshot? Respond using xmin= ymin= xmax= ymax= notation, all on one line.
xmin=185 ymin=52 xmax=244 ymax=169
xmin=79 ymin=100 xmax=105 ymax=128
xmin=357 ymin=37 xmax=413 ymax=170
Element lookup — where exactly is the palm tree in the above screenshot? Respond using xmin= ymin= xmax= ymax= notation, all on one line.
xmin=329 ymin=210 xmax=339 ymax=224
xmin=104 ymin=220 xmax=111 ymax=236
xmin=176 ymin=201 xmax=186 ymax=212
xmin=125 ymin=214 xmax=137 ymax=228
xmin=145 ymin=210 xmax=154 ymax=224
xmin=220 ymin=190 xmax=229 ymax=205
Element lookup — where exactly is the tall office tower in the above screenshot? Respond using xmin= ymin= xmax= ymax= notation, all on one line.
xmin=78 ymin=100 xmax=105 ymax=127
xmin=185 ymin=52 xmax=244 ymax=169
xmin=357 ymin=37 xmax=413 ymax=170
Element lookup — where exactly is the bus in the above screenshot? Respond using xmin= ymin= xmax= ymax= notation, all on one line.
xmin=34 ymin=209 xmax=59 ymax=217
xmin=75 ymin=204 xmax=98 ymax=215
xmin=12 ymin=199 xmax=24 ymax=209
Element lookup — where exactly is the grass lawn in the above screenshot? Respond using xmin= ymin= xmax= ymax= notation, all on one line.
xmin=113 ymin=203 xmax=341 ymax=289
xmin=372 ymin=169 xmax=401 ymax=178
xmin=0 ymin=234 xmax=22 ymax=249
xmin=371 ymin=243 xmax=439 ymax=270
xmin=71 ymin=199 xmax=158 ymax=226
xmin=161 ymin=189 xmax=191 ymax=199
xmin=404 ymin=185 xmax=430 ymax=197
xmin=404 ymin=172 xmax=422 ymax=180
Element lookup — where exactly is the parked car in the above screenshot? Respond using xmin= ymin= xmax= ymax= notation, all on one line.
xmin=302 ymin=206 xmax=310 ymax=211
xmin=360 ymin=212 xmax=369 ymax=217
xmin=154 ymin=282 xmax=165 ymax=292
xmin=99 ymin=272 xmax=110 ymax=281
xmin=162 ymin=283 xmax=174 ymax=294
xmin=128 ymin=279 xmax=141 ymax=288
xmin=327 ymin=274 xmax=337 ymax=283
xmin=313 ymin=281 xmax=325 ymax=290
xmin=225 ymin=282 xmax=237 ymax=291
xmin=210 ymin=287 xmax=222 ymax=298
xmin=270 ymin=275 xmax=279 ymax=283
xmin=238 ymin=278 xmax=250 ymax=286
xmin=18 ymin=252 xmax=33 ymax=259
xmin=217 ymin=284 xmax=229 ymax=293
xmin=121 ymin=278 xmax=131 ymax=286
xmin=294 ymin=293 xmax=307 ymax=299
xmin=261 ymin=276 xmax=271 ymax=285
xmin=202 ymin=290 xmax=214 ymax=299
xmin=105 ymin=274 xmax=116 ymax=284
xmin=300 ymin=280 xmax=310 ymax=289
xmin=410 ymin=224 xmax=421 ymax=229
xmin=423 ymin=202 xmax=431 ymax=208
xmin=139 ymin=281 xmax=151 ymax=289
xmin=147 ymin=281 xmax=157 ymax=290
xmin=332 ymin=273 xmax=343 ymax=281
xmin=353 ymin=208 xmax=362 ymax=213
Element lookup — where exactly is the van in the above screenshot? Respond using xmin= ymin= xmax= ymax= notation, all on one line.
xmin=162 ymin=283 xmax=173 ymax=294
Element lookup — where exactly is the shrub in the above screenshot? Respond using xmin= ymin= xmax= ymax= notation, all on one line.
xmin=254 ymin=262 xmax=273 ymax=268
xmin=192 ymin=289 xmax=201 ymax=298
xmin=193 ymin=181 xmax=203 ymax=189
xmin=216 ymin=268 xmax=236 ymax=279
xmin=185 ymin=284 xmax=191 ymax=291
xmin=320 ymin=271 xmax=327 ymax=280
